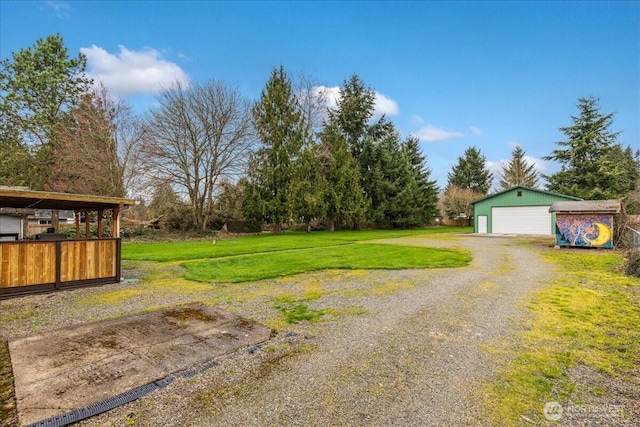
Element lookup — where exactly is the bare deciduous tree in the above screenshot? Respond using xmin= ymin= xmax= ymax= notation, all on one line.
xmin=440 ymin=185 xmax=483 ymax=226
xmin=143 ymin=80 xmax=255 ymax=230
xmin=294 ymin=74 xmax=329 ymax=136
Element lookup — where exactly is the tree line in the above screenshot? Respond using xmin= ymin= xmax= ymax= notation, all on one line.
xmin=1 ymin=35 xmax=639 ymax=234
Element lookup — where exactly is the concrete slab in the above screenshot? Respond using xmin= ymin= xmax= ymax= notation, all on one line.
xmin=9 ymin=303 xmax=272 ymax=425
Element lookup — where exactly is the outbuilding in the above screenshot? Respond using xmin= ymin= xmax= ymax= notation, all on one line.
xmin=471 ymin=186 xmax=581 ymax=235
xmin=549 ymin=199 xmax=622 ymax=248
xmin=0 ymin=188 xmax=135 ymax=298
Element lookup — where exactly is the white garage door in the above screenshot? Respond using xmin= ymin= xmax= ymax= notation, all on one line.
xmin=0 ymin=215 xmax=22 ymax=239
xmin=491 ymin=206 xmax=552 ymax=235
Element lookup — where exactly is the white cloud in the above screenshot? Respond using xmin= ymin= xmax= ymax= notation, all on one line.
xmin=373 ymin=92 xmax=399 ymax=116
xmin=470 ymin=126 xmax=482 ymax=136
xmin=488 ymin=155 xmax=551 ymax=182
xmin=46 ymin=1 xmax=70 ymax=17
xmin=507 ymin=141 xmax=520 ymax=148
xmin=411 ymin=125 xmax=465 ymax=142
xmin=314 ymin=86 xmax=341 ymax=110
xmin=81 ymin=45 xmax=189 ymax=96
xmin=312 ymin=86 xmax=399 ymax=117
xmin=411 ymin=114 xmax=424 ymax=125
xmin=526 ymin=155 xmax=550 ymax=174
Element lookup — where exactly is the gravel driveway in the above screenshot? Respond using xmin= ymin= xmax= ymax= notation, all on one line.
xmin=2 ymin=235 xmax=553 ymax=426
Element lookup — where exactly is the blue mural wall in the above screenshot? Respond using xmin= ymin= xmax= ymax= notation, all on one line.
xmin=555 ymin=214 xmax=614 ymax=248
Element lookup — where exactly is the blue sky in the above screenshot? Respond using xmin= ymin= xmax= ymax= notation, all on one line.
xmin=1 ymin=0 xmax=638 ymax=189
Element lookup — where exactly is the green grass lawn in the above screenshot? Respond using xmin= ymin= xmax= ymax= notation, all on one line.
xmin=122 ymin=227 xmax=471 ymax=262
xmin=183 ymin=243 xmax=471 ymax=283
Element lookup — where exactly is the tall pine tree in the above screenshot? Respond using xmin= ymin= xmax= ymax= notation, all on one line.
xmin=329 ymin=74 xmax=376 ymax=161
xmin=498 ymin=146 xmax=539 ymax=190
xmin=245 ymin=67 xmax=305 ymax=234
xmin=403 ymin=136 xmax=440 ymax=224
xmin=447 ymin=146 xmax=493 ymax=194
xmin=544 ymin=96 xmax=637 ymax=200
xmin=363 ymin=127 xmax=423 ymax=228
xmin=317 ymin=121 xmax=366 ymax=231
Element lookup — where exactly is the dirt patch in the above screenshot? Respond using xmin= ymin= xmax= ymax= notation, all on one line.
xmin=164 ymin=306 xmax=222 ymax=322
xmin=563 ymin=364 xmax=640 ymax=425
xmin=0 ymin=340 xmax=17 ymax=427
xmin=9 ymin=303 xmax=271 ymax=426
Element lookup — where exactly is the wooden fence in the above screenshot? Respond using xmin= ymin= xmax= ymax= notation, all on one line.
xmin=0 ymin=238 xmax=121 ymax=298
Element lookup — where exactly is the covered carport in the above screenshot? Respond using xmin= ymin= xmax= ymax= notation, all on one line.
xmin=0 ymin=188 xmax=135 ymax=298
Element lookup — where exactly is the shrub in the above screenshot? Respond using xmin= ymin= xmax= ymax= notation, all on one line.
xmin=624 ymin=249 xmax=640 ymax=278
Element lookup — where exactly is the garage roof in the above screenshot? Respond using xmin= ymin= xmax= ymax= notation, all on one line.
xmin=549 ymin=199 xmax=622 ymax=214
xmin=471 ymin=186 xmax=581 ymax=205
xmin=0 ymin=188 xmax=135 ymax=211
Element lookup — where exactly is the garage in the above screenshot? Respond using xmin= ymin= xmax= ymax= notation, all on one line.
xmin=471 ymin=186 xmax=581 ymax=235
xmin=491 ymin=206 xmax=552 ymax=235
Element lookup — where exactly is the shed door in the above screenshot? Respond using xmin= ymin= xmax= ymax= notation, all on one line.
xmin=477 ymin=215 xmax=488 ymax=233
xmin=491 ymin=206 xmax=552 ymax=235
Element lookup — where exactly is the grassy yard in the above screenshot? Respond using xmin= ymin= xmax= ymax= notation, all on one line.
xmin=123 ymin=227 xmax=472 ymax=283
xmin=183 ymin=244 xmax=470 ymax=283
xmin=482 ymin=248 xmax=640 ymax=426
xmin=122 ymin=227 xmax=469 ymax=262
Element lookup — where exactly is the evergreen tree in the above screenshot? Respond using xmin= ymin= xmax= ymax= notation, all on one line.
xmin=363 ymin=127 xmax=422 ymax=227
xmin=447 ymin=146 xmax=493 ymax=194
xmin=498 ymin=146 xmax=539 ymax=190
xmin=317 ymin=121 xmax=366 ymax=231
xmin=329 ymin=74 xmax=376 ymax=160
xmin=245 ymin=67 xmax=305 ymax=234
xmin=329 ymin=74 xmax=395 ymax=206
xmin=545 ymin=96 xmax=637 ymax=199
xmin=289 ymin=142 xmax=327 ymax=230
xmin=0 ymin=117 xmax=32 ymax=186
xmin=0 ymin=34 xmax=91 ymax=189
xmin=403 ymin=136 xmax=440 ymax=224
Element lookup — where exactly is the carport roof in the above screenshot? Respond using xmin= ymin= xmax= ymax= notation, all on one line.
xmin=0 ymin=188 xmax=135 ymax=211
xmin=549 ymin=199 xmax=622 ymax=214
xmin=470 ymin=186 xmax=581 ymax=205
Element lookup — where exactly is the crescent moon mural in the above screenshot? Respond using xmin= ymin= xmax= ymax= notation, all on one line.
xmin=584 ymin=222 xmax=612 ymax=247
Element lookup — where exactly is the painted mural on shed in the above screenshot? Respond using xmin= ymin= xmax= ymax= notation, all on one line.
xmin=549 ymin=200 xmax=622 ymax=248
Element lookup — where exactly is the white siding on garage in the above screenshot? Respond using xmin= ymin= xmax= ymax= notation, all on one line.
xmin=491 ymin=206 xmax=552 ymax=235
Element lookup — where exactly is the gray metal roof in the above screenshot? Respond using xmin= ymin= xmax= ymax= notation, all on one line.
xmin=548 ymin=199 xmax=622 ymax=213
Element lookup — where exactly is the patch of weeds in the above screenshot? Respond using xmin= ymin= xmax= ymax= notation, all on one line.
xmin=273 ymin=300 xmax=327 ymax=324
xmin=481 ymin=248 xmax=640 ymax=426
xmin=471 ymin=280 xmax=499 ymax=295
xmin=339 ymin=281 xmax=414 ymax=298
xmin=624 ymin=248 xmax=640 ymax=278
xmin=0 ymin=309 xmax=37 ymax=322
xmin=125 ymin=411 xmax=138 ymax=425
xmin=324 ymin=305 xmax=369 ymax=317
xmin=0 ymin=340 xmax=17 ymax=427
xmin=77 ymin=289 xmax=143 ymax=306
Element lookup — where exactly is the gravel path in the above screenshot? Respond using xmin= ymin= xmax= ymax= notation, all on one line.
xmin=1 ymin=235 xmax=553 ymax=426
